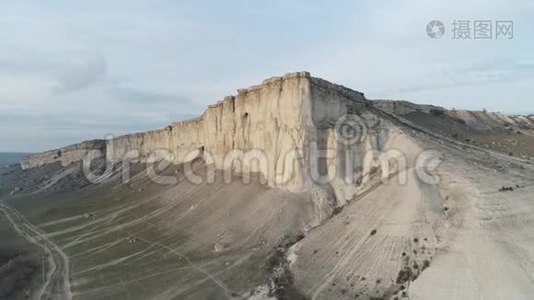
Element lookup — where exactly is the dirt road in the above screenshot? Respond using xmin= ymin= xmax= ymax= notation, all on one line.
xmin=0 ymin=202 xmax=72 ymax=300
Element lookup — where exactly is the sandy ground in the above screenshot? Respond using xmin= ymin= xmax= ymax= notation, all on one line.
xmin=290 ymin=167 xmax=445 ymax=299
xmin=408 ymin=135 xmax=534 ymax=300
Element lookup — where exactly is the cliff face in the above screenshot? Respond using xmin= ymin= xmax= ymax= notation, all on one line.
xmin=106 ymin=72 xmax=316 ymax=191
xmin=20 ymin=140 xmax=106 ymax=170
xmin=105 ymin=72 xmax=382 ymax=193
xmin=21 ymin=73 xmax=418 ymax=195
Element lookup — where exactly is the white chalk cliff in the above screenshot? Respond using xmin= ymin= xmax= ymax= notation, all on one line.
xmin=21 ymin=72 xmax=419 ymax=201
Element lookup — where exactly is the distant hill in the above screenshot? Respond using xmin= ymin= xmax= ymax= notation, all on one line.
xmin=0 ymin=153 xmax=31 ymax=166
xmin=372 ymin=99 xmax=534 ymax=158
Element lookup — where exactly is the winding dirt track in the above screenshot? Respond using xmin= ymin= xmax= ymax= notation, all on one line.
xmin=0 ymin=202 xmax=72 ymax=300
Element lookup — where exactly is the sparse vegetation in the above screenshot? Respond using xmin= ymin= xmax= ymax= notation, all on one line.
xmin=430 ymin=109 xmax=445 ymax=116
xmin=267 ymin=236 xmax=308 ymax=300
xmin=332 ymin=207 xmax=343 ymax=215
xmin=396 ymin=267 xmax=414 ymax=284
xmin=422 ymin=260 xmax=430 ymax=270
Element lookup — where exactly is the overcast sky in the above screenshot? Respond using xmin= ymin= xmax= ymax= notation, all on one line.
xmin=1 ymin=0 xmax=533 ymax=152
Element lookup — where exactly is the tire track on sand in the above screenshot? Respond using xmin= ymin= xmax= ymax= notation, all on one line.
xmin=0 ymin=202 xmax=72 ymax=300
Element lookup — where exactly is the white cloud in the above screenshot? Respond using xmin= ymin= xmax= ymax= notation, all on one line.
xmin=51 ymin=54 xmax=106 ymax=94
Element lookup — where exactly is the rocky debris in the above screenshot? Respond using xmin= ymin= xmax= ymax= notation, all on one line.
xmin=499 ymin=186 xmax=514 ymax=192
